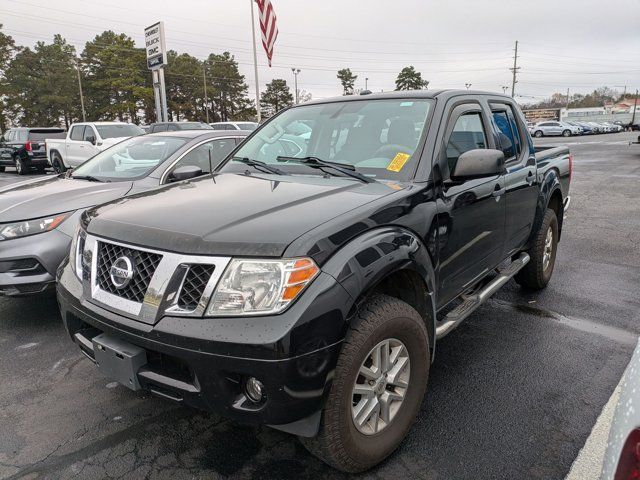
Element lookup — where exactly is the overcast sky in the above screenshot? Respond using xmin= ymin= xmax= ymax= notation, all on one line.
xmin=2 ymin=0 xmax=639 ymax=103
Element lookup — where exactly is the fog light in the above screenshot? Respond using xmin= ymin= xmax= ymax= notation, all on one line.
xmin=245 ymin=377 xmax=264 ymax=403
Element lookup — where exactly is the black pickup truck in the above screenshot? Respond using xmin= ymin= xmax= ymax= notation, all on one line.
xmin=57 ymin=90 xmax=571 ymax=472
xmin=0 ymin=127 xmax=66 ymax=174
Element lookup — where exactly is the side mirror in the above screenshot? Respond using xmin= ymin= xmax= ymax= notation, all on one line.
xmin=169 ymin=165 xmax=203 ymax=182
xmin=86 ymin=135 xmax=96 ymax=145
xmin=451 ymin=149 xmax=505 ymax=181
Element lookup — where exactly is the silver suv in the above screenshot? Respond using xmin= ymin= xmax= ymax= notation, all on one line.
xmin=530 ymin=121 xmax=578 ymax=138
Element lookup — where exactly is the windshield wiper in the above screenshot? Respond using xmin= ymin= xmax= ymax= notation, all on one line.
xmin=71 ymin=175 xmax=105 ymax=182
xmin=276 ymin=156 xmax=374 ymax=183
xmin=232 ymin=157 xmax=286 ymax=175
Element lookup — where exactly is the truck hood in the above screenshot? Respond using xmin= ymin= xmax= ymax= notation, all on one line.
xmin=86 ymin=173 xmax=402 ymax=257
xmin=0 ymin=176 xmax=133 ymax=222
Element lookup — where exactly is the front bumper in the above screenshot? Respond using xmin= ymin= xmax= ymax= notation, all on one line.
xmin=57 ymin=259 xmax=351 ymax=431
xmin=0 ymin=229 xmax=71 ymax=296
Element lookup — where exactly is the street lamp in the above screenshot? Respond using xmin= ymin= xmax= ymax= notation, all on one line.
xmin=365 ymin=77 xmax=369 ymax=90
xmin=291 ymin=68 xmax=301 ymax=104
xmin=501 ymin=85 xmax=509 ymax=94
xmin=465 ymin=83 xmax=472 ymax=90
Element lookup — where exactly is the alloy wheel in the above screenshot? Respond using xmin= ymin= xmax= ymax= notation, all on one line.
xmin=351 ymin=338 xmax=410 ymax=435
xmin=542 ymin=226 xmax=554 ymax=271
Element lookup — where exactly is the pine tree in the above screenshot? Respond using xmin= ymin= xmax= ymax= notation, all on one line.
xmin=395 ymin=66 xmax=429 ymax=91
xmin=260 ymin=79 xmax=293 ymax=118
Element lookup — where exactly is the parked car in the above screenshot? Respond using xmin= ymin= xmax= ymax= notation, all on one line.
xmin=603 ymin=122 xmax=624 ymax=133
xmin=0 ymin=130 xmax=247 ymax=297
xmin=45 ymin=122 xmax=145 ymax=173
xmin=57 ymin=90 xmax=571 ymax=472
xmin=0 ymin=127 xmax=66 ymax=174
xmin=601 ymin=340 xmax=640 ymax=480
xmin=148 ymin=122 xmax=213 ymax=133
xmin=211 ymin=121 xmax=259 ymax=131
xmin=531 ymin=120 xmax=576 ymax=137
xmin=566 ymin=121 xmax=590 ymax=135
xmin=587 ymin=122 xmax=604 ymax=133
xmin=574 ymin=122 xmax=595 ymax=135
xmin=630 ymin=123 xmax=640 ymax=132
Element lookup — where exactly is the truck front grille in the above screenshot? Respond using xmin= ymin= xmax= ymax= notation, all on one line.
xmin=177 ymin=264 xmax=215 ymax=311
xmin=96 ymin=242 xmax=162 ymax=303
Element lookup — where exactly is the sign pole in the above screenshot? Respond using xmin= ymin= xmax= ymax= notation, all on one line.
xmin=159 ymin=68 xmax=168 ymax=122
xmin=250 ymin=0 xmax=261 ymax=123
xmin=152 ymin=69 xmax=161 ymax=122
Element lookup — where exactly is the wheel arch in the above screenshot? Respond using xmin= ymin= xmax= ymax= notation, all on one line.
xmin=529 ymin=169 xmax=565 ymax=247
xmin=321 ymin=226 xmax=438 ymax=359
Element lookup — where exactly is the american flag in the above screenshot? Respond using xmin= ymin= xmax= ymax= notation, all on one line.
xmin=256 ymin=0 xmax=278 ymax=67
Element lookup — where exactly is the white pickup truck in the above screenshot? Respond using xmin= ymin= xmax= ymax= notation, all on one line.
xmin=46 ymin=122 xmax=144 ymax=172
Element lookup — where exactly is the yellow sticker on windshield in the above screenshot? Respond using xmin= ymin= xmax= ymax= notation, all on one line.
xmin=387 ymin=152 xmax=410 ymax=172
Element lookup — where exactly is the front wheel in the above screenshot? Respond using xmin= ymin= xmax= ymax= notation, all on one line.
xmin=534 ymin=130 xmax=543 ymax=138
xmin=300 ymin=295 xmax=430 ymax=473
xmin=515 ymin=208 xmax=559 ymax=290
xmin=562 ymin=129 xmax=571 ymax=137
xmin=14 ymin=156 xmax=27 ymax=175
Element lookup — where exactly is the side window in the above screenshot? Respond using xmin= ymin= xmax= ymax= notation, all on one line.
xmin=492 ymin=111 xmax=515 ymax=160
xmin=70 ymin=126 xmax=85 ymax=141
xmin=506 ymin=108 xmax=522 ymax=156
xmin=445 ymin=111 xmax=487 ymax=175
xmin=171 ymin=139 xmax=236 ymax=177
xmin=211 ymin=124 xmax=224 ymax=130
xmin=1 ymin=131 xmax=9 ymax=142
xmin=225 ymin=124 xmax=236 ymax=130
xmin=168 ymin=124 xmax=178 ymax=131
xmin=83 ymin=126 xmax=95 ymax=141
xmin=17 ymin=130 xmax=28 ymax=142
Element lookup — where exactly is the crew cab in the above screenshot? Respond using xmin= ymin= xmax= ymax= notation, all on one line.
xmin=0 ymin=127 xmax=66 ymax=174
xmin=57 ymin=90 xmax=571 ymax=472
xmin=45 ymin=122 xmax=144 ymax=173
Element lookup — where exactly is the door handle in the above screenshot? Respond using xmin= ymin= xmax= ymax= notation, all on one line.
xmin=492 ymin=184 xmax=506 ymax=197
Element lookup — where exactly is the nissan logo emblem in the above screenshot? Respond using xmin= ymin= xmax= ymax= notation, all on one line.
xmin=109 ymin=256 xmax=134 ymax=289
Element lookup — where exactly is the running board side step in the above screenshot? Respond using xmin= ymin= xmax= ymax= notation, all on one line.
xmin=435 ymin=252 xmax=530 ymax=339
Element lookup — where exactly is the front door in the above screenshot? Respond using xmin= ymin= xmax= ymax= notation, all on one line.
xmin=436 ymin=102 xmax=506 ymax=307
xmin=67 ymin=125 xmax=86 ymax=167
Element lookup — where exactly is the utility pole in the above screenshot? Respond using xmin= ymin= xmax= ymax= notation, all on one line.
xmin=203 ymin=68 xmax=210 ymax=124
xmin=566 ymin=88 xmax=570 ymax=107
xmin=75 ymin=58 xmax=86 ymax=122
xmin=291 ymin=68 xmax=301 ymax=104
xmin=631 ymin=89 xmax=638 ymax=125
xmin=510 ymin=40 xmax=520 ymax=98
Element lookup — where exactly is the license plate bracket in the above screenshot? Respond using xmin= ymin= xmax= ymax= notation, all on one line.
xmin=92 ymin=333 xmax=147 ymax=391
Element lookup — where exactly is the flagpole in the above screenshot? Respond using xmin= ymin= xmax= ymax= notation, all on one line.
xmin=250 ymin=0 xmax=261 ymax=123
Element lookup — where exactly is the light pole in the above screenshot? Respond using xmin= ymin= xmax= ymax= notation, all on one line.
xmin=501 ymin=85 xmax=509 ymax=94
xmin=291 ymin=68 xmax=301 ymax=104
xmin=75 ymin=58 xmax=86 ymax=122
xmin=465 ymin=83 xmax=472 ymax=90
xmin=365 ymin=77 xmax=369 ymax=90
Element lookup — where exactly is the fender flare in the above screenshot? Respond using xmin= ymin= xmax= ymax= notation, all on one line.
xmin=48 ymin=149 xmax=66 ymax=168
xmin=321 ymin=225 xmax=438 ymax=358
xmin=529 ymin=168 xmax=564 ymax=246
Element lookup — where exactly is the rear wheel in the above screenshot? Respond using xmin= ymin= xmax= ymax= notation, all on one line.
xmin=562 ymin=129 xmax=571 ymax=137
xmin=14 ymin=156 xmax=27 ymax=175
xmin=515 ymin=208 xmax=559 ymax=290
xmin=51 ymin=153 xmax=66 ymax=174
xmin=534 ymin=130 xmax=543 ymax=138
xmin=300 ymin=295 xmax=430 ymax=473
xmin=0 ymin=166 xmax=5 ymax=172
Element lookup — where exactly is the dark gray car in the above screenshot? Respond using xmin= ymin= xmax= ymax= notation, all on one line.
xmin=0 ymin=130 xmax=248 ymax=296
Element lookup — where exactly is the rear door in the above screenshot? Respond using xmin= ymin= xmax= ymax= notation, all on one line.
xmin=436 ymin=100 xmax=506 ymax=306
xmin=490 ymin=101 xmax=538 ymax=256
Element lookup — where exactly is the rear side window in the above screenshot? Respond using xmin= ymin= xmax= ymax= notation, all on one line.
xmin=70 ymin=126 xmax=85 ymax=140
xmin=152 ymin=124 xmax=167 ymax=133
xmin=445 ymin=112 xmax=487 ymax=175
xmin=16 ymin=130 xmax=28 ymax=142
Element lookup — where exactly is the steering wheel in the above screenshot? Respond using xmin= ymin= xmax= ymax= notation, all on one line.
xmin=372 ymin=144 xmax=411 ymax=159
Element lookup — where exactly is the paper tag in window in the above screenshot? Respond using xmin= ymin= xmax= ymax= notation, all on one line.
xmin=387 ymin=153 xmax=410 ymax=172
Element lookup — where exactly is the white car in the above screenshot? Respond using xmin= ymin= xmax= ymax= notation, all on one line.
xmin=210 ymin=121 xmax=258 ymax=131
xmin=45 ymin=122 xmax=144 ymax=172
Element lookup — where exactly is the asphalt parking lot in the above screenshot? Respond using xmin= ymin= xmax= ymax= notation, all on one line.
xmin=1 ymin=132 xmax=639 ymax=480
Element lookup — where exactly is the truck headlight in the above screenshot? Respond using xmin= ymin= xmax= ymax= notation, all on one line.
xmin=68 ymin=225 xmax=87 ymax=279
xmin=206 ymin=258 xmax=319 ymax=316
xmin=0 ymin=212 xmax=72 ymax=241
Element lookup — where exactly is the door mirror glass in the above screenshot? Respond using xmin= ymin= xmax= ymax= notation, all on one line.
xmin=451 ymin=149 xmax=505 ymax=181
xmin=169 ymin=165 xmax=203 ymax=182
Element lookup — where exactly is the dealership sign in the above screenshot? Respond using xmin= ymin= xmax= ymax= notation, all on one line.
xmin=144 ymin=22 xmax=167 ymax=70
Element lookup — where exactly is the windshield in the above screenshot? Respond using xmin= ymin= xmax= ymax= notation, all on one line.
xmin=96 ymin=124 xmax=145 ymax=139
xmin=221 ymin=98 xmax=433 ymax=181
xmin=180 ymin=122 xmax=213 ymax=130
xmin=71 ymin=135 xmax=188 ymax=181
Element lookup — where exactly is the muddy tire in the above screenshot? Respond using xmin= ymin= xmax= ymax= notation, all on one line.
xmin=300 ymin=295 xmax=430 ymax=473
xmin=515 ymin=208 xmax=559 ymax=290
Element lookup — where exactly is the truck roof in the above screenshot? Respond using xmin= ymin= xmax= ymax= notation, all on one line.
xmin=303 ymin=89 xmax=513 ymax=106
